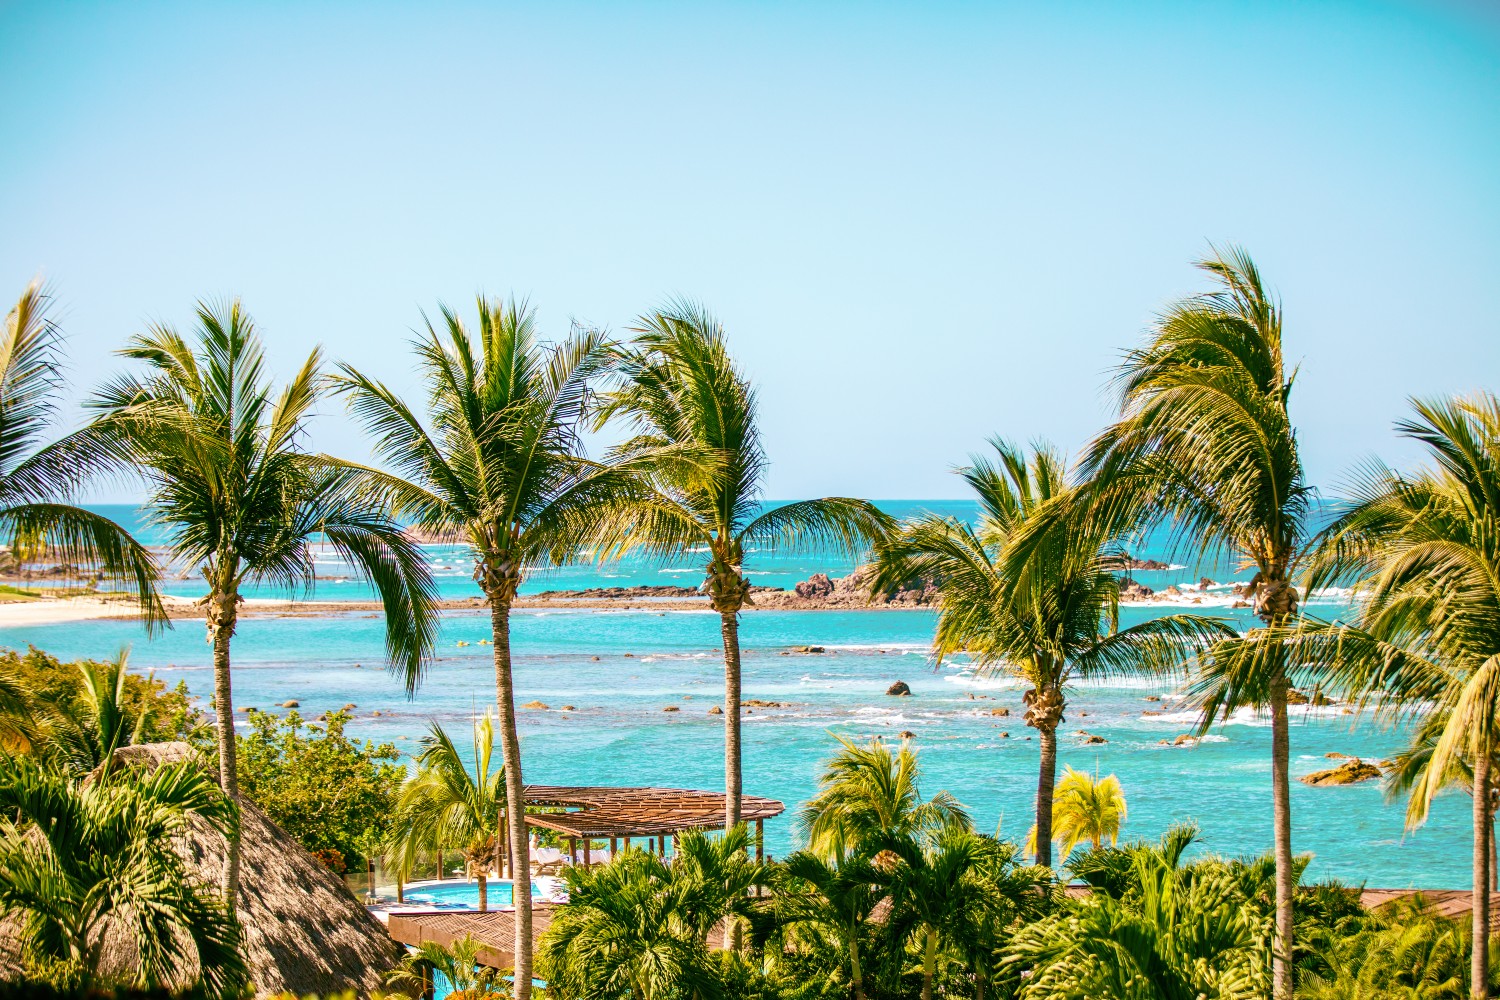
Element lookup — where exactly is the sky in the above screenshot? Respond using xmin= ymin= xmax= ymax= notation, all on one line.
xmin=2 ymin=1 xmax=1497 ymax=500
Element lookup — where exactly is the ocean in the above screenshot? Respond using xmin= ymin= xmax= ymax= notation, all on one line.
xmin=0 ymin=502 xmax=1470 ymax=888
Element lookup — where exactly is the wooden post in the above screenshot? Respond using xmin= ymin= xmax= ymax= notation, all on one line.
xmin=610 ymin=837 xmax=618 ymax=855
xmin=624 ymin=836 xmax=631 ymax=853
xmin=568 ymin=837 xmax=577 ymax=866
xmin=584 ymin=838 xmax=592 ymax=868
xmin=756 ymin=819 xmax=764 ymax=863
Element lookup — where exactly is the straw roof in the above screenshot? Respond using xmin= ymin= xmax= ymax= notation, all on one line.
xmin=0 ymin=742 xmax=402 ymax=997
xmin=522 ymin=785 xmax=784 ymax=839
xmin=386 ymin=906 xmax=560 ymax=970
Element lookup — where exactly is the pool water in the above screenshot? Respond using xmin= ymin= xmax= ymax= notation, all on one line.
xmin=398 ymin=879 xmax=542 ymax=908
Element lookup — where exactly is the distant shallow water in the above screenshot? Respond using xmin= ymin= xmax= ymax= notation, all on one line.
xmin=1 ymin=602 xmax=1472 ymax=889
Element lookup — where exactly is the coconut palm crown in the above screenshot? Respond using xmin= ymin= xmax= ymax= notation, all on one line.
xmin=0 ymin=283 xmax=160 ymax=620
xmin=91 ymin=300 xmax=438 ymax=904
xmin=871 ymin=439 xmax=1229 ymax=869
xmin=1080 ymin=246 xmax=1310 ymax=999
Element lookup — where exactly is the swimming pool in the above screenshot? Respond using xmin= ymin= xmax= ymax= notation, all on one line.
xmin=396 ymin=879 xmax=543 ymax=909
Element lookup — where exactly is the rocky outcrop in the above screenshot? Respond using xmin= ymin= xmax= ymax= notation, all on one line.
xmin=1126 ymin=558 xmax=1171 ymax=570
xmin=708 ymin=705 xmax=723 ymax=715
xmin=1120 ymin=581 xmax=1155 ymax=601
xmin=1302 ymin=759 xmax=1382 ymax=786
xmin=990 ymin=707 xmax=1010 ymax=717
xmin=794 ymin=573 xmax=835 ymax=599
xmin=887 ymin=681 xmax=912 ymax=697
xmin=522 ymin=700 xmax=549 ymax=710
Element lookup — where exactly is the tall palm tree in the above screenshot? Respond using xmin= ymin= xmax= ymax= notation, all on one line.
xmin=1300 ymin=393 xmax=1500 ymax=1000
xmin=1039 ymin=766 xmax=1126 ymax=859
xmin=390 ymin=715 xmax=506 ymax=911
xmin=1082 ymin=247 xmax=1311 ymax=998
xmin=334 ymin=298 xmax=649 ymax=996
xmin=92 ymin=300 xmax=438 ymax=905
xmin=873 ymin=440 xmax=1229 ymax=868
xmin=595 ymin=302 xmax=889 ymax=947
xmin=0 ymin=283 xmax=160 ymax=618
xmin=799 ymin=735 xmax=970 ymax=861
xmin=0 ymin=752 xmax=245 ymax=996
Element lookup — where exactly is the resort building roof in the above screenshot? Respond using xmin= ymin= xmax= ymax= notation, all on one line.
xmin=520 ymin=784 xmax=785 ymax=840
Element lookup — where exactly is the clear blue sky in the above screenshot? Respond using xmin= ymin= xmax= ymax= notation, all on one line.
xmin=3 ymin=1 xmax=1497 ymax=500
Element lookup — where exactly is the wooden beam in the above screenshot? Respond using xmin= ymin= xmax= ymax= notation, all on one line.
xmin=756 ymin=818 xmax=764 ymax=863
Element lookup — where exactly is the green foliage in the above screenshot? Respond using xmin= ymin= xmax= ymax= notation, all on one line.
xmin=0 ymin=752 xmax=245 ymax=998
xmin=235 ymin=708 xmax=403 ymax=872
xmin=385 ymin=935 xmax=505 ymax=999
xmin=0 ymin=645 xmax=210 ymax=764
xmin=1297 ymin=896 xmax=1493 ymax=999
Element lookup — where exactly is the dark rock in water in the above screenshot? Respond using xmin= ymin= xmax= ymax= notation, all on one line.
xmin=1302 ymin=759 xmax=1381 ymax=786
xmin=523 ymin=700 xmax=549 ymax=710
xmin=999 ymin=732 xmax=1010 ymax=738
xmin=662 ymin=706 xmax=679 ymax=712
xmin=623 ymin=653 xmax=634 ymax=658
xmin=1172 ymin=734 xmax=1198 ymax=747
xmin=341 ymin=703 xmax=357 ymax=712
xmin=990 ymin=707 xmax=1010 ymax=717
xmin=1310 ymin=690 xmax=1334 ymax=706
xmin=1286 ymin=689 xmax=1309 ymax=705
xmin=1119 ymin=581 xmax=1155 ymax=600
xmin=743 ymin=699 xmax=786 ymax=708
xmin=795 ymin=573 xmax=835 ymax=599
xmin=1142 ymin=710 xmax=1162 ymax=717
xmin=1144 ymin=695 xmax=1161 ymax=702
xmin=1199 ymin=577 xmax=1216 ymax=590
xmin=887 ymin=681 xmax=912 ymax=697
xmin=281 ymin=700 xmax=299 ymax=708
xmin=708 ymin=705 xmax=723 ymax=715
xmin=1082 ymin=734 xmax=1107 ymax=745
xmin=793 ymin=645 xmax=826 ymax=654
xmin=1325 ymin=751 xmax=1352 ymax=760
xmin=1127 ymin=558 xmax=1171 ymax=570
xmin=533 ymin=584 xmax=703 ymax=599
xmin=591 ymin=656 xmax=600 ymax=661
xmin=898 ymin=730 xmax=916 ymax=739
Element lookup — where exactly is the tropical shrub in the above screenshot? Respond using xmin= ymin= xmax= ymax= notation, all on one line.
xmin=235 ymin=708 xmax=404 ymax=873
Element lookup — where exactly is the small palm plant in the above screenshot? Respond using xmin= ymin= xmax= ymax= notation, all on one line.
xmin=46 ymin=649 xmax=153 ymax=777
xmin=799 ymin=735 xmax=969 ymax=861
xmin=0 ymin=752 xmax=245 ymax=996
xmin=389 ymin=714 xmax=506 ymax=911
xmin=873 ymin=829 xmax=1043 ymax=1000
xmin=386 ymin=935 xmax=506 ymax=1000
xmin=92 ymin=300 xmax=439 ymax=905
xmin=873 ymin=440 xmax=1227 ymax=867
xmin=0 ymin=283 xmax=160 ymax=618
xmin=1032 ymin=766 xmax=1126 ymax=859
xmin=596 ymin=302 xmax=891 ymax=845
xmin=538 ymin=848 xmax=723 ymax=1000
xmin=775 ymin=851 xmax=883 ymax=1000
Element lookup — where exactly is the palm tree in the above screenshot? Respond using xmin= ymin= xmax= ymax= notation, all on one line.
xmin=596 ymin=302 xmax=890 ymax=845
xmin=386 ymin=935 xmax=506 ymax=1000
xmin=538 ymin=847 xmax=724 ymax=1000
xmin=671 ymin=825 xmax=774 ymax=941
xmin=799 ymin=735 xmax=970 ymax=861
xmin=334 ymin=298 xmax=652 ymax=996
xmin=0 ymin=283 xmax=160 ymax=619
xmin=874 ymin=828 xmax=1032 ymax=1000
xmin=91 ymin=300 xmax=438 ymax=905
xmin=1299 ymin=393 xmax=1500 ymax=999
xmin=45 ymin=649 xmax=153 ymax=777
xmin=775 ymin=851 xmax=883 ymax=1000
xmin=0 ymin=752 xmax=245 ymax=996
xmin=874 ymin=440 xmax=1229 ymax=868
xmin=390 ymin=715 xmax=506 ymax=911
xmin=1081 ymin=247 xmax=1311 ymax=997
xmin=1043 ymin=766 xmax=1126 ymax=858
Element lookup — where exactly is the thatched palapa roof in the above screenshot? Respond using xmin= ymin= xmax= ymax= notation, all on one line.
xmin=0 ymin=742 xmax=402 ymax=997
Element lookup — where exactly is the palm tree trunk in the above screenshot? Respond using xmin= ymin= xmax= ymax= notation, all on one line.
xmin=477 ymin=871 xmax=488 ymax=913
xmin=848 ymin=936 xmax=863 ymax=1000
xmin=208 ymin=587 xmax=241 ymax=906
xmin=1491 ymin=806 xmax=1497 ymax=895
xmin=720 ymin=608 xmax=743 ymax=952
xmin=1475 ymin=746 xmax=1491 ymax=1000
xmin=488 ymin=595 xmax=532 ymax=1000
xmin=1034 ymin=724 xmax=1058 ymax=868
xmin=921 ymin=927 xmax=937 ymax=1000
xmin=1270 ymin=676 xmax=1294 ymax=1000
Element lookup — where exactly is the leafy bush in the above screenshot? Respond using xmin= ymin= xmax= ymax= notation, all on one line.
xmin=235 ymin=709 xmax=404 ymax=872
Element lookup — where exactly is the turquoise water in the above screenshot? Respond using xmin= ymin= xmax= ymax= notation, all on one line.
xmin=0 ymin=501 xmax=1472 ymax=889
xmin=400 ymin=879 xmax=540 ymax=908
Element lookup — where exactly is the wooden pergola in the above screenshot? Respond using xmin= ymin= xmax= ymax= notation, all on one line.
xmin=491 ymin=785 xmax=785 ymax=875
